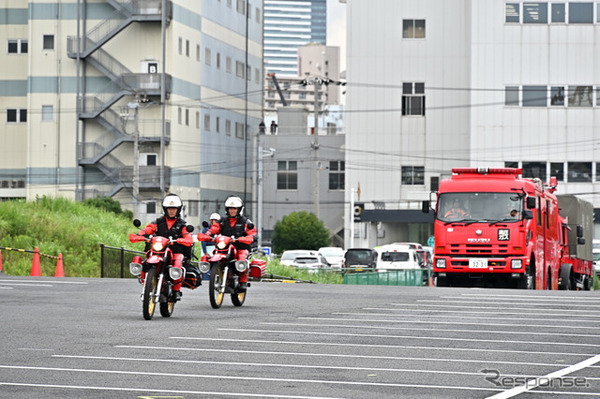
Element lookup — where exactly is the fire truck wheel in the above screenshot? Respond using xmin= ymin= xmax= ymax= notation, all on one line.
xmin=435 ymin=275 xmax=448 ymax=287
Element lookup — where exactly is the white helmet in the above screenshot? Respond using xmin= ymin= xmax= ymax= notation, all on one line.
xmin=224 ymin=195 xmax=244 ymax=216
xmin=209 ymin=213 xmax=221 ymax=221
xmin=162 ymin=193 xmax=183 ymax=217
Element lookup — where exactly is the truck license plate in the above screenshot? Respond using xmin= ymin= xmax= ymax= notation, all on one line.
xmin=469 ymin=259 xmax=488 ymax=269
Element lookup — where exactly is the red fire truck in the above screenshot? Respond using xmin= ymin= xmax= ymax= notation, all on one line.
xmin=425 ymin=168 xmax=593 ymax=290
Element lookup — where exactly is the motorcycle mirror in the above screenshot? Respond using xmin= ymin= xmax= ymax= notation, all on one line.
xmin=186 ymin=224 xmax=195 ymax=233
xmin=202 ymin=221 xmax=209 ymax=228
xmin=133 ymin=219 xmax=141 ymax=228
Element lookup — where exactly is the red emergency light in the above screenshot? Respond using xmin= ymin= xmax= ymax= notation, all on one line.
xmin=452 ymin=167 xmax=522 ymax=175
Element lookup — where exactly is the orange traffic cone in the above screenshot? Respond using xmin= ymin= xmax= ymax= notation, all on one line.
xmin=55 ymin=253 xmax=64 ymax=277
xmin=54 ymin=254 xmax=65 ymax=277
xmin=31 ymin=247 xmax=41 ymax=276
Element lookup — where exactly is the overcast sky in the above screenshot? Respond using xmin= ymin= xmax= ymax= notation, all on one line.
xmin=327 ymin=0 xmax=347 ymax=71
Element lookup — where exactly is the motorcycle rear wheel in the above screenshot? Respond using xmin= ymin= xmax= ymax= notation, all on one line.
xmin=142 ymin=268 xmax=158 ymax=320
xmin=209 ymin=264 xmax=224 ymax=309
xmin=231 ymin=290 xmax=246 ymax=307
xmin=160 ymin=293 xmax=175 ymax=317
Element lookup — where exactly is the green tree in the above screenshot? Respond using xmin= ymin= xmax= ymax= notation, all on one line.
xmin=271 ymin=211 xmax=330 ymax=254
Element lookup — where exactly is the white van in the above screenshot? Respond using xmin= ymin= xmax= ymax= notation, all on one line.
xmin=376 ymin=244 xmax=421 ymax=271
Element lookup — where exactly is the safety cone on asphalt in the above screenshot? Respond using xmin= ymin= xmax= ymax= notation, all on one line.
xmin=31 ymin=247 xmax=41 ymax=276
xmin=55 ymin=253 xmax=64 ymax=277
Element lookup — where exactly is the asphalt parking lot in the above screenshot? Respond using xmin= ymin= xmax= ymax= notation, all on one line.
xmin=0 ymin=275 xmax=599 ymax=398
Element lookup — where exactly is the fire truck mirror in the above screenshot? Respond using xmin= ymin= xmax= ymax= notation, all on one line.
xmin=422 ymin=200 xmax=430 ymax=214
xmin=526 ymin=196 xmax=536 ymax=209
xmin=578 ymin=237 xmax=585 ymax=245
xmin=576 ymin=225 xmax=584 ymax=238
xmin=523 ymin=210 xmax=534 ymax=220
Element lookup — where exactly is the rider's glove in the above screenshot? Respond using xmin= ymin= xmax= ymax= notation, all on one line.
xmin=129 ymin=233 xmax=145 ymax=243
xmin=238 ymin=236 xmax=254 ymax=245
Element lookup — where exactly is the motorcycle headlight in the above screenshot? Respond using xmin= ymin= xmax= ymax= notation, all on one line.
xmin=129 ymin=262 xmax=143 ymax=276
xmin=152 ymin=241 xmax=165 ymax=252
xmin=198 ymin=262 xmax=210 ymax=274
xmin=217 ymin=239 xmax=227 ymax=250
xmin=169 ymin=267 xmax=184 ymax=281
xmin=235 ymin=260 xmax=249 ymax=273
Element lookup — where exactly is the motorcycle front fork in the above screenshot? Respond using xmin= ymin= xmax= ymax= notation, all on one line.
xmin=220 ymin=266 xmax=229 ymax=293
xmin=139 ymin=271 xmax=165 ymax=303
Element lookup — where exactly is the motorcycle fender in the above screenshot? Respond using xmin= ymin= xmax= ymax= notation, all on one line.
xmin=147 ymin=255 xmax=162 ymax=265
xmin=209 ymin=254 xmax=226 ymax=262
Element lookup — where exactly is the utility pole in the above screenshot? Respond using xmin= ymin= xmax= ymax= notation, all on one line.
xmin=313 ymin=78 xmax=320 ymax=218
xmin=128 ymin=101 xmax=140 ymax=220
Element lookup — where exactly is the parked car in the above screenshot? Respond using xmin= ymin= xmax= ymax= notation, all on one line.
xmin=376 ymin=244 xmax=421 ymax=271
xmin=344 ymin=248 xmax=377 ymax=273
xmin=318 ymin=247 xmax=345 ymax=268
xmin=292 ymin=254 xmax=330 ymax=273
xmin=280 ymin=250 xmax=318 ymax=266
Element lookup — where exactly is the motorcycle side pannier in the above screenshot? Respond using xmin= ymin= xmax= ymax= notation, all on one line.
xmin=250 ymin=259 xmax=267 ymax=278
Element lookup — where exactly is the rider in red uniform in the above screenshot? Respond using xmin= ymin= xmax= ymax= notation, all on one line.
xmin=129 ymin=193 xmax=193 ymax=301
xmin=202 ymin=196 xmax=256 ymax=291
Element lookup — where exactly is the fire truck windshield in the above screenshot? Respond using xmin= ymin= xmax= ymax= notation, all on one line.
xmin=437 ymin=193 xmax=523 ymax=223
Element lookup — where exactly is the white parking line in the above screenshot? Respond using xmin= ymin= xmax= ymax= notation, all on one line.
xmin=486 ymin=354 xmax=600 ymax=399
xmin=0 ymin=279 xmax=87 ymax=284
xmin=117 ymin=344 xmax=582 ymax=367
xmin=170 ymin=336 xmax=597 ymax=358
xmin=218 ymin=328 xmax=600 ymax=349
xmin=263 ymin=321 xmax=600 ymax=339
xmin=0 ymin=283 xmax=53 ymax=287
xmin=334 ymin=312 xmax=600 ymax=324
xmin=0 ymin=364 xmax=505 ymax=394
xmin=300 ymin=316 xmax=600 ymax=331
xmin=391 ymin=303 xmax=600 ymax=315
xmin=363 ymin=307 xmax=600 ymax=319
xmin=441 ymin=295 xmax=600 ymax=304
xmin=457 ymin=293 xmax=600 ymax=301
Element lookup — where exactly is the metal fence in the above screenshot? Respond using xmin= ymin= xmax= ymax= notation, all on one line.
xmin=344 ymin=269 xmax=431 ymax=286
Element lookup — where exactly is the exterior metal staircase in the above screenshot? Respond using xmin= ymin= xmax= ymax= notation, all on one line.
xmin=67 ymin=0 xmax=172 ymax=199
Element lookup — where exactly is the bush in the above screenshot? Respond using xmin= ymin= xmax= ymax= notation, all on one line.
xmin=271 ymin=211 xmax=330 ymax=254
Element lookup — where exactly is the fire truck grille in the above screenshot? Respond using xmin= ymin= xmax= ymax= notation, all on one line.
xmin=449 ymin=244 xmax=508 ymax=255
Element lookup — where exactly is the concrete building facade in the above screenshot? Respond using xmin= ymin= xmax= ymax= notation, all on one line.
xmin=1 ymin=0 xmax=263 ymax=227
xmin=345 ymin=0 xmax=600 ymax=248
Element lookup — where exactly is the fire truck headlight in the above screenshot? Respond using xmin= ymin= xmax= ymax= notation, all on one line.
xmin=511 ymin=259 xmax=522 ymax=269
xmin=436 ymin=259 xmax=446 ymax=269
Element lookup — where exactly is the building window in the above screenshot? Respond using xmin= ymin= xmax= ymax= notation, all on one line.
xmin=255 ymin=68 xmax=260 ymax=84
xmin=401 ymin=166 xmax=424 ymax=185
xmin=569 ymin=2 xmax=593 ymax=24
xmin=551 ymin=162 xmax=564 ymax=181
xmin=568 ymin=162 xmax=592 ymax=182
xmin=216 ymin=53 xmax=221 ymax=69
xmin=523 ymin=86 xmax=546 ymax=107
xmin=568 ymin=86 xmax=593 ymax=107
xmin=329 ymin=161 xmax=345 ymax=190
xmin=246 ymin=65 xmax=251 ymax=81
xmin=216 ymin=117 xmax=220 ymax=133
xmin=235 ymin=122 xmax=244 ymax=138
xmin=7 ymin=109 xmax=27 ymax=123
xmin=402 ymin=82 xmax=425 ymax=116
xmin=205 ymin=48 xmax=211 ymax=65
xmin=506 ymin=3 xmax=520 ymax=22
xmin=550 ymin=86 xmax=565 ymax=106
xmin=204 ymin=114 xmax=210 ymax=131
xmin=196 ymin=44 xmax=200 ymax=61
xmin=523 ymin=3 xmax=547 ymax=23
xmin=236 ymin=0 xmax=245 ymax=14
xmin=402 ymin=19 xmax=425 ymax=38
xmin=256 ymin=7 xmax=261 ymax=23
xmin=226 ymin=57 xmax=232 ymax=73
xmin=43 ymin=35 xmax=54 ymax=50
xmin=522 ymin=162 xmax=546 ymax=180
xmin=185 ymin=109 xmax=189 ymax=126
xmin=196 ymin=111 xmax=200 ymax=129
xmin=8 ymin=39 xmax=27 ymax=54
xmin=178 ymin=107 xmax=182 ymax=124
xmin=226 ymin=119 xmax=231 ymax=136
xmin=178 ymin=37 xmax=182 ymax=55
xmin=505 ymin=86 xmax=519 ymax=106
xmin=41 ymin=105 xmax=53 ymax=121
xmin=145 ymin=201 xmax=157 ymax=214
xmin=188 ymin=200 xmax=199 ymax=217
xmin=185 ymin=40 xmax=190 ymax=57
xmin=277 ymin=161 xmax=298 ymax=190
xmin=236 ymin=61 xmax=245 ymax=78
xmin=552 ymin=3 xmax=565 ymax=23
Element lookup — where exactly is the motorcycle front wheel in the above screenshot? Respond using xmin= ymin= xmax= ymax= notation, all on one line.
xmin=142 ymin=268 xmax=158 ymax=320
xmin=209 ymin=264 xmax=224 ymax=309
xmin=159 ymin=288 xmax=175 ymax=317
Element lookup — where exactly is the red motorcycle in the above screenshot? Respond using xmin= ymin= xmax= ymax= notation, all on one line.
xmin=129 ymin=219 xmax=198 ymax=320
xmin=197 ymin=230 xmax=266 ymax=309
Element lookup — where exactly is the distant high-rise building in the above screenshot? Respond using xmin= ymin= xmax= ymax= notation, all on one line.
xmin=264 ymin=0 xmax=327 ymax=76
